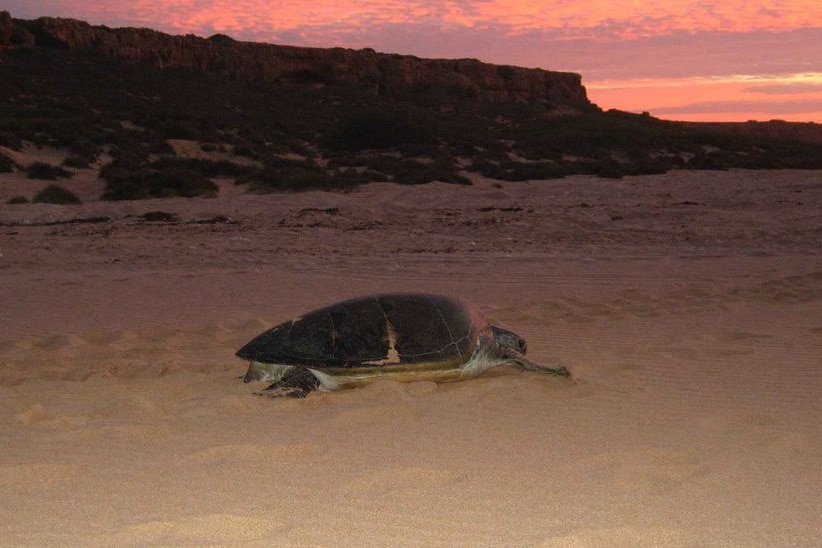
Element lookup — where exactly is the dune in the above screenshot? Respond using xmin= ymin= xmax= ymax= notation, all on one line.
xmin=1 ymin=167 xmax=821 ymax=545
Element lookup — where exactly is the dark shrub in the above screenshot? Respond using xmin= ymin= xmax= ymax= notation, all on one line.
xmin=148 ymin=139 xmax=175 ymax=155
xmin=625 ymin=156 xmax=678 ymax=175
xmin=158 ymin=120 xmax=197 ymax=139
xmin=232 ymin=144 xmax=255 ymax=158
xmin=688 ymin=151 xmax=733 ymax=170
xmin=150 ymin=168 xmax=219 ymax=198
xmin=101 ymin=172 xmax=151 ymax=200
xmin=33 ymin=184 xmax=81 ymax=204
xmin=496 ymin=65 xmax=517 ymax=83
xmin=594 ymin=159 xmax=625 ymax=179
xmin=140 ymin=211 xmax=179 ymax=222
xmin=0 ymin=151 xmax=14 ymax=172
xmin=361 ymin=154 xmax=469 ymax=185
xmin=0 ymin=131 xmax=23 ymax=150
xmin=473 ymin=159 xmax=567 ymax=181
xmin=26 ymin=161 xmax=73 ymax=180
xmin=242 ymin=165 xmax=341 ymax=192
xmin=149 ymin=157 xmax=250 ymax=177
xmin=393 ymin=160 xmax=469 ymax=185
xmin=208 ymin=33 xmax=236 ymax=45
xmin=323 ymin=111 xmax=434 ymax=152
xmin=99 ymin=154 xmax=145 ymax=179
xmin=102 ymin=168 xmax=218 ymax=200
xmin=63 ymin=155 xmax=93 ymax=169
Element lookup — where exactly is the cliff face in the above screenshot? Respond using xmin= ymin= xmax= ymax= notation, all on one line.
xmin=1 ymin=12 xmax=592 ymax=109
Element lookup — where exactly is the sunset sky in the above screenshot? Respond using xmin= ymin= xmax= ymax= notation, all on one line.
xmin=6 ymin=1 xmax=822 ymax=122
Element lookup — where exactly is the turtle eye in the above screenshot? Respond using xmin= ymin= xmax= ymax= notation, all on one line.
xmin=518 ymin=339 xmax=528 ymax=354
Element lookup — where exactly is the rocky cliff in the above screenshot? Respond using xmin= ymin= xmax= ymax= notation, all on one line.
xmin=0 ymin=11 xmax=592 ymax=109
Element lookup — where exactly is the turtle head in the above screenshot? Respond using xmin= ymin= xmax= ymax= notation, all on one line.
xmin=491 ymin=325 xmax=570 ymax=378
xmin=490 ymin=325 xmax=527 ymax=355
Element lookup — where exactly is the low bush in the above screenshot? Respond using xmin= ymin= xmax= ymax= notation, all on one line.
xmin=102 ymin=167 xmax=218 ymax=200
xmin=0 ymin=131 xmax=23 ymax=150
xmin=361 ymin=155 xmax=469 ymax=185
xmin=232 ymin=144 xmax=255 ymax=158
xmin=140 ymin=211 xmax=179 ymax=222
xmin=624 ymin=156 xmax=679 ymax=175
xmin=241 ymin=165 xmax=343 ymax=192
xmin=63 ymin=155 xmax=93 ymax=169
xmin=593 ymin=158 xmax=626 ymax=179
xmin=148 ymin=139 xmax=175 ymax=155
xmin=26 ymin=161 xmax=73 ymax=180
xmin=687 ymin=151 xmax=733 ymax=170
xmin=33 ymin=184 xmax=81 ymax=204
xmin=149 ymin=157 xmax=251 ymax=177
xmin=322 ymin=111 xmax=435 ymax=152
xmin=0 ymin=151 xmax=14 ymax=172
xmin=472 ymin=159 xmax=567 ymax=181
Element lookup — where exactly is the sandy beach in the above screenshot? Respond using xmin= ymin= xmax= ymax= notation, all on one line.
xmin=1 ymin=165 xmax=821 ymax=546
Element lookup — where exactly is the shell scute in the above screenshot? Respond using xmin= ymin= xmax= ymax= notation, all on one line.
xmin=329 ymin=298 xmax=391 ymax=363
xmin=236 ymin=294 xmax=485 ymax=369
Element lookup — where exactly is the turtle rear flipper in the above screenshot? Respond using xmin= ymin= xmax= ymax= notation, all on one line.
xmin=254 ymin=367 xmax=321 ymax=398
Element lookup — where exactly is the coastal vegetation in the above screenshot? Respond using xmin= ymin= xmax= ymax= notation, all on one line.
xmin=1 ymin=12 xmax=821 ymax=200
xmin=32 ymin=184 xmax=81 ymax=204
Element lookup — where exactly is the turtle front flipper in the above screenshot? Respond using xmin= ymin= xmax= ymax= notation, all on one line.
xmin=254 ymin=367 xmax=322 ymax=398
xmin=505 ymin=352 xmax=570 ymax=377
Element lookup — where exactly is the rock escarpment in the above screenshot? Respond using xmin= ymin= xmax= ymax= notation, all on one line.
xmin=0 ymin=11 xmax=593 ymax=109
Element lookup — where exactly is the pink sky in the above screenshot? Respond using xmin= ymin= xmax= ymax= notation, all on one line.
xmin=6 ymin=1 xmax=822 ymax=122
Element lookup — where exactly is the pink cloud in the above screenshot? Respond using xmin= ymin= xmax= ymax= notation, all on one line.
xmin=9 ymin=0 xmax=822 ymax=36
xmin=747 ymin=83 xmax=822 ymax=95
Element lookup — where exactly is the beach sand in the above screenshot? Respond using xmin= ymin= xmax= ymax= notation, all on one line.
xmin=1 ymin=166 xmax=821 ymax=546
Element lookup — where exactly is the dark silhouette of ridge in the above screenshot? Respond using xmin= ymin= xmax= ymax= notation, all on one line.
xmin=0 ymin=11 xmax=592 ymax=110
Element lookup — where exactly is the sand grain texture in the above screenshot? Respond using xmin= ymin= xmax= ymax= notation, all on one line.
xmin=1 ymin=168 xmax=821 ymax=546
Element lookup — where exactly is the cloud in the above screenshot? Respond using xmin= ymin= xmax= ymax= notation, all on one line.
xmin=651 ymin=99 xmax=822 ymax=116
xmin=8 ymin=0 xmax=822 ymax=37
xmin=744 ymin=83 xmax=822 ymax=95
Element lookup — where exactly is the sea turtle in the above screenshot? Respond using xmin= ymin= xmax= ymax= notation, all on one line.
xmin=237 ymin=293 xmax=569 ymax=397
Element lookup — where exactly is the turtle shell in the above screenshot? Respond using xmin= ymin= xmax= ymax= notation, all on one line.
xmin=236 ymin=293 xmax=488 ymax=369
